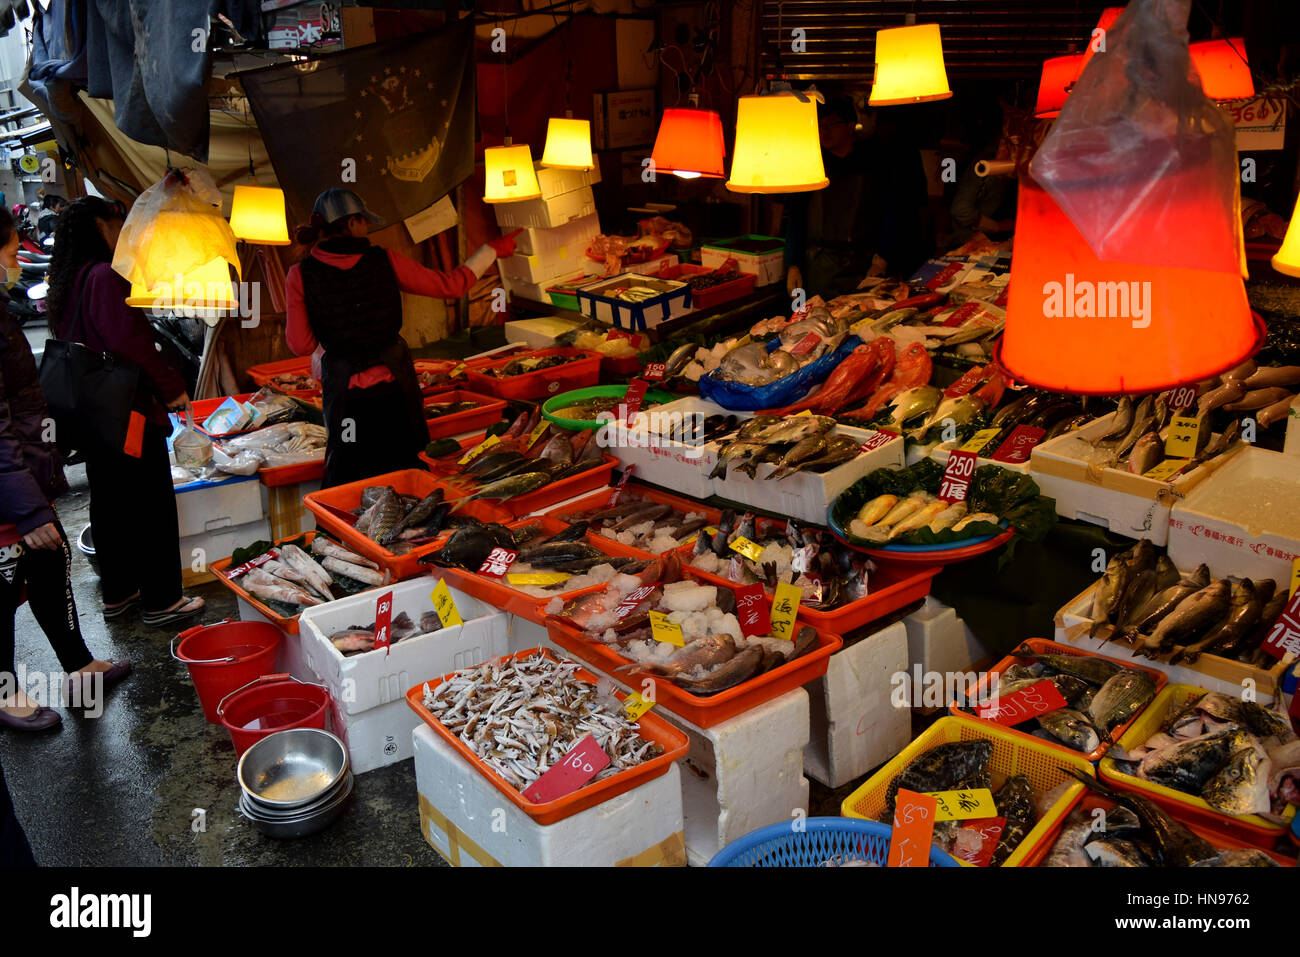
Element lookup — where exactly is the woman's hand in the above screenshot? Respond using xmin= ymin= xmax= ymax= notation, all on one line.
xmin=165 ymin=392 xmax=191 ymax=412
xmin=23 ymin=523 xmax=61 ymax=550
xmin=786 ymin=266 xmax=803 ymax=295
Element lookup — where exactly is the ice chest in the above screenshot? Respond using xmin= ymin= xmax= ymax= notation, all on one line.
xmin=511 ymin=212 xmax=600 ymax=258
xmin=175 ymin=473 xmax=264 ymax=538
xmin=575 ymin=273 xmax=692 ymax=332
xmin=700 ymin=235 xmax=786 ymax=287
xmin=494 ymin=186 xmax=596 ymax=231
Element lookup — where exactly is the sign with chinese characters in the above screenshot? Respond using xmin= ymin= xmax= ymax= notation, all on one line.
xmin=734 ymin=583 xmax=771 ymax=638
xmin=959 ymin=428 xmax=1002 ymax=455
xmin=769 ymin=583 xmax=801 ymax=641
xmin=431 ymin=579 xmax=463 ymax=627
xmin=1261 ymin=589 xmax=1300 ymax=661
xmin=729 ymin=536 xmax=764 ymax=562
xmin=859 ymin=429 xmax=896 ymax=454
xmin=887 ymin=788 xmax=937 ymax=867
xmin=1164 ymin=413 xmax=1204 ymax=460
xmin=974 ymin=679 xmax=1069 ymax=726
xmin=1143 ymin=459 xmax=1189 ymax=482
xmin=372 ymin=590 xmax=393 ymax=655
xmin=622 ymin=379 xmax=651 ymax=426
xmin=1223 ymin=95 xmax=1285 ymax=150
xmin=477 ymin=547 xmax=517 ymax=579
xmin=926 ymin=788 xmax=997 ymax=822
xmin=614 ymin=584 xmax=656 ymax=620
xmin=641 ymin=362 xmax=667 ymax=382
xmin=953 ymin=817 xmax=1006 ymax=868
xmin=522 ymin=734 xmax=610 ymax=803
xmin=648 ymin=611 xmax=685 ymax=647
xmin=990 ymin=425 xmax=1046 ymax=464
xmin=622 ymin=691 xmax=655 ymax=721
xmin=938 ymin=449 xmax=977 ymax=502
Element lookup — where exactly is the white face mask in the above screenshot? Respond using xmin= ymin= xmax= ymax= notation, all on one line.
xmin=3 ymin=266 xmax=20 ymax=290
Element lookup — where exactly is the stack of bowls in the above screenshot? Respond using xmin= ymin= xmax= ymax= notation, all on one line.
xmin=237 ymin=727 xmax=353 ymax=839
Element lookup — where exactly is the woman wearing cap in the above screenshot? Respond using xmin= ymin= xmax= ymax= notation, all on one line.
xmin=286 ymin=189 xmax=516 ymax=487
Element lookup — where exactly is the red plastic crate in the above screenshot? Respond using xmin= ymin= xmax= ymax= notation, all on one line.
xmin=548 ymin=483 xmax=725 ymax=556
xmin=422 ymin=389 xmax=508 ymax=440
xmin=464 ymin=347 xmax=602 ymax=401
xmin=656 ymin=263 xmax=757 ymax=311
xmin=428 ymin=454 xmax=619 ymax=523
xmin=257 ymin=459 xmax=325 ymax=487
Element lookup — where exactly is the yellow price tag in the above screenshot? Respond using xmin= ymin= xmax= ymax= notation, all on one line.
xmin=431 ymin=579 xmax=463 ymax=627
xmin=527 ymin=421 xmax=550 ymax=446
xmin=729 ymin=536 xmax=764 ymax=562
xmin=1164 ymin=413 xmax=1204 ymax=459
xmin=927 ymin=788 xmax=997 ymax=822
xmin=506 ymin=571 xmax=572 ymax=586
xmin=684 ymin=525 xmax=719 ymax=546
xmin=1142 ymin=458 xmax=1188 ymax=483
xmin=451 ymin=363 xmax=467 ymax=376
xmin=622 ymin=691 xmax=655 ymax=721
xmin=793 ymin=410 xmax=814 ymax=418
xmin=770 ymin=582 xmax=801 ymax=640
xmin=648 ymin=611 xmax=685 ymax=647
xmin=959 ymin=428 xmax=1002 ymax=455
xmin=1290 ymin=557 xmax=1300 ymax=598
xmin=458 ymin=433 xmax=500 ymax=465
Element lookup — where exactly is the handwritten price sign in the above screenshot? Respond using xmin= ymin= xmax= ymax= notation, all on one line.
xmin=938 ymin=449 xmax=977 ymax=502
xmin=990 ymin=425 xmax=1045 ymax=464
xmin=641 ymin=362 xmax=667 ymax=382
xmin=522 ymin=734 xmax=611 ymax=803
xmin=372 ymin=591 xmax=393 ymax=655
xmin=954 ymin=817 xmax=1006 ymax=868
xmin=734 ymin=583 xmax=771 ymax=638
xmin=477 ymin=547 xmax=517 ymax=579
xmin=607 ymin=465 xmax=635 ymax=507
xmin=858 ymin=429 xmax=896 ymax=454
xmin=1261 ymin=589 xmax=1300 ymax=661
xmin=622 ymin=379 xmax=651 ymax=426
xmin=614 ymin=584 xmax=657 ymax=620
xmin=974 ymin=679 xmax=1068 ymax=726
xmin=888 ymin=788 xmax=937 ymax=867
xmin=1168 ymin=386 xmax=1197 ymax=412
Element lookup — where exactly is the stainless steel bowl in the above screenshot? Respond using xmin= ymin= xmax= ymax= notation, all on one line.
xmin=240 ymin=774 xmax=354 ymax=840
xmin=244 ymin=771 xmax=351 ymax=818
xmin=237 ymin=728 xmax=349 ymax=809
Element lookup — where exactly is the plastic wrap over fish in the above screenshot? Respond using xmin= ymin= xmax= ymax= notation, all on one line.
xmin=698 ymin=336 xmax=862 ymax=411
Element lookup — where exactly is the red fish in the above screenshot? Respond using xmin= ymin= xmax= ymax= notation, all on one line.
xmin=841 ymin=343 xmax=932 ymax=420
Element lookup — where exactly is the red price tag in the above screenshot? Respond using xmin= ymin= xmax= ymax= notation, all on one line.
xmin=938 ymin=449 xmax=977 ymax=502
xmin=606 ymin=329 xmax=635 ymax=342
xmin=888 ymin=788 xmax=937 ymax=867
xmin=641 ymin=362 xmax=667 ymax=382
xmin=477 ymin=547 xmax=517 ymax=580
xmin=993 ymin=287 xmax=1009 ymax=308
xmin=224 ymin=551 xmax=276 ymax=580
xmin=974 ymin=679 xmax=1069 ymax=726
xmin=925 ymin=261 xmax=964 ymax=291
xmin=789 ymin=332 xmax=822 ymax=356
xmin=940 ymin=302 xmax=980 ymax=328
xmin=805 ymin=574 xmax=824 ymax=604
xmin=734 ymin=583 xmax=772 ymax=638
xmin=954 ymin=817 xmax=1006 ymax=867
xmin=607 ymin=465 xmax=635 ymax=507
xmin=859 ymin=429 xmax=896 ymax=454
xmin=1261 ymin=591 xmax=1300 ymax=661
xmin=614 ymin=585 xmax=656 ymax=620
xmin=1169 ymin=386 xmax=1197 ymax=412
xmin=372 ymin=590 xmax=393 ymax=656
xmin=522 ymin=733 xmax=610 ymax=803
xmin=990 ymin=425 xmax=1046 ymax=464
xmin=622 ymin=378 xmax=650 ymax=426
xmin=790 ymin=308 xmax=809 ymax=323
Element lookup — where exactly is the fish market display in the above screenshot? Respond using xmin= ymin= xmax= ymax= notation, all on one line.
xmin=558 ymin=494 xmax=714 ymax=555
xmin=548 ymin=393 xmax=665 ymax=422
xmin=564 ymin=329 xmax=643 ymax=360
xmin=352 ymin=486 xmax=451 ymax=552
xmin=1107 ymin=691 xmax=1297 ymax=819
xmin=223 ymin=536 xmax=387 ymax=614
xmin=486 ymin=521 xmax=674 ymax=597
xmin=329 ymin=609 xmax=444 ymax=656
xmin=420 ymin=652 xmax=663 ymax=793
xmin=269 ymin=371 xmax=319 ymax=392
xmin=485 ymin=353 xmax=587 ymax=378
xmin=707 ymin=414 xmax=861 ymax=481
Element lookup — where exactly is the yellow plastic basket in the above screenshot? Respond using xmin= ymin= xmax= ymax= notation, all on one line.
xmin=840 ymin=713 xmax=1094 ymax=867
xmin=1098 ymin=683 xmax=1296 ymax=844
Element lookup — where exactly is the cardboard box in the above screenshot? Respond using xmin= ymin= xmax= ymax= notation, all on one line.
xmin=493 ymin=186 xmax=597 ymax=231
xmin=700 ymin=235 xmax=786 ymax=287
xmin=575 ymin=272 xmax=692 ymax=332
xmin=592 ymin=89 xmax=656 ymax=149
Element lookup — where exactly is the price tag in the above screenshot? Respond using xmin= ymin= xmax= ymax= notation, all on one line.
xmin=451 ymin=363 xmax=467 ymax=377
xmin=642 ymin=362 xmax=667 ymax=382
xmin=793 ymin=409 xmax=814 ymax=418
xmin=924 ymin=261 xmax=964 ymax=292
xmin=431 ymin=578 xmax=463 ymax=627
xmin=790 ymin=308 xmax=809 ymax=323
xmin=607 ymin=465 xmax=635 ymax=507
xmin=734 ymin=583 xmax=772 ymax=637
xmin=648 ymin=611 xmax=685 ymax=647
xmin=372 ymin=590 xmax=393 ymax=656
xmin=858 ymin=429 xmax=896 ymax=453
xmin=769 ymin=582 xmax=801 ymax=641
xmin=789 ymin=332 xmax=822 ymax=356
xmin=1165 ymin=413 xmax=1204 ymax=459
xmin=959 ymin=428 xmax=1002 ymax=455
xmin=606 ymin=329 xmax=635 ymax=342
xmin=622 ymin=691 xmax=655 ymax=721
xmin=507 ymin=571 xmax=572 ymax=587
xmin=527 ymin=420 xmax=550 ymax=447
xmin=927 ymin=788 xmax=997 ymax=822
xmin=522 ymin=734 xmax=610 ymax=803
xmin=477 ymin=547 xmax=517 ymax=579
xmin=1142 ymin=458 xmax=1189 ymax=483
xmin=622 ymin=378 xmax=650 ymax=426
xmin=1261 ymin=589 xmax=1300 ymax=661
xmin=1168 ymin=385 xmax=1197 ymax=412
xmin=458 ymin=433 xmax=500 ymax=465
xmin=990 ymin=425 xmax=1046 ymax=464
xmin=729 ymin=536 xmax=764 ymax=561
xmin=887 ymin=788 xmax=937 ymax=867
xmin=954 ymin=817 xmax=1006 ymax=868
xmin=683 ymin=525 xmax=718 ymax=546
xmin=224 ymin=551 xmax=276 ymax=580
xmin=938 ymin=449 xmax=977 ymax=502
xmin=614 ymin=584 xmax=657 ymax=620
xmin=940 ymin=301 xmax=981 ymax=328
xmin=974 ymin=679 xmax=1069 ymax=726
xmin=1291 ymin=557 xmax=1300 ymax=598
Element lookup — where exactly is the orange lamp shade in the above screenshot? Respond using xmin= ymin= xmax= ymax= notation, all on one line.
xmin=1190 ymin=38 xmax=1254 ymax=101
xmin=229 ymin=186 xmax=290 ymax=245
xmin=1034 ymin=55 xmax=1084 ymax=118
xmin=483 ymin=143 xmax=542 ymax=203
xmin=1080 ymin=6 xmax=1125 ymax=70
xmin=1272 ymin=195 xmax=1300 ymax=278
xmin=726 ymin=94 xmax=828 ymax=194
xmin=1001 ymin=177 xmax=1257 ymax=395
xmin=650 ymin=108 xmax=726 ymax=179
xmin=540 ymin=117 xmax=594 ymax=171
xmin=869 ymin=23 xmax=953 ymax=106
xmin=126 ymin=257 xmax=238 ymax=317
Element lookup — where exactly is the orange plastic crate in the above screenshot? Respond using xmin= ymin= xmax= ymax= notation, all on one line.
xmin=549 ymin=483 xmax=725 ymax=557
xmin=422 ymin=389 xmax=508 ymax=440
xmin=404 ymin=647 xmax=689 ymax=826
xmin=464 ymin=347 xmax=602 ymax=401
xmin=425 ymin=452 xmax=619 ymax=523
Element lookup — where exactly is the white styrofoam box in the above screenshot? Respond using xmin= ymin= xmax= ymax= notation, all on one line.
xmin=233 ymin=595 xmax=318 ymax=682
xmin=534 ymin=162 xmax=602 ymax=201
xmin=499 ymin=269 xmax=598 ymax=305
xmin=615 ymin=396 xmax=734 ymax=501
xmin=930 ymin=440 xmax=1032 ymax=474
xmin=179 ymin=518 xmax=270 ymax=580
xmin=498 ymin=242 xmax=591 ymax=284
xmin=902 ymin=596 xmax=988 ymax=676
xmin=1167 ymin=445 xmax=1300 ymax=582
xmin=175 ymin=474 xmax=264 ymax=538
xmin=711 ymin=423 xmax=905 ymax=525
xmin=298 ymin=575 xmax=510 ymax=716
xmin=701 ymin=237 xmax=785 ymax=287
xmin=513 ymin=212 xmax=600 ymax=258
xmin=1029 ymin=410 xmax=1242 ymax=547
xmin=504 ymin=316 xmax=584 ymax=350
xmin=1285 ymin=394 xmax=1300 ymax=454
xmin=413 ymin=723 xmax=686 ymax=867
xmin=575 ymin=273 xmax=692 ymax=333
xmin=1054 ymin=584 xmax=1283 ymax=702
xmin=504 ymin=614 xmax=550 ymax=656
xmin=331 ymin=696 xmax=418 ymax=774
xmin=804 ymin=622 xmax=911 ymax=789
xmin=494 ymin=186 xmax=597 ymax=231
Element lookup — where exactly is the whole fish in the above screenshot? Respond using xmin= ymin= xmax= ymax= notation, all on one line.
xmin=367 ymin=488 xmax=406 ymax=544
xmin=763 ymin=433 xmax=828 ymax=480
xmin=1196 ymin=379 xmax=1246 ymax=417
xmin=1088 ymin=670 xmax=1158 ymax=731
xmin=663 ymin=340 xmax=697 ymax=378
xmin=621 ymin=633 xmax=738 ymax=679
xmin=1114 ymin=567 xmax=1159 ymax=636
xmin=1120 ymin=565 xmax=1211 ymax=643
xmin=750 ymin=414 xmax=837 ymax=445
xmin=883 ymin=740 xmax=993 ymax=819
xmin=1011 ymin=644 xmax=1122 ymax=685
xmin=1151 ymin=554 xmax=1180 ymax=592
xmin=1189 ymin=419 xmax=1241 ymax=468
xmin=885 ymin=386 xmax=943 ymax=430
xmin=770 ymin=435 xmax=860 ymax=478
xmin=1241 ymin=364 xmax=1300 ymax=389
xmin=612 ymin=503 xmax=672 ymax=530
xmin=878 ymin=495 xmax=928 ymax=528
xmin=1091 ymin=553 xmax=1131 ymax=637
xmin=277 ymin=543 xmax=334 ymax=599
xmin=243 ymin=568 xmax=322 ymax=607
xmin=1136 ymin=580 xmax=1231 ymax=656
xmin=1171 ymin=580 xmax=1260 ymax=665
xmin=951 ymin=511 xmax=999 ymax=534
xmin=1065 ymin=769 xmax=1218 ymax=867
xmin=927 ymin=501 xmax=968 ymax=534
xmin=916 ymin=394 xmax=985 ymax=436
xmin=1085 ymin=838 xmax=1150 ymax=867
xmin=990 ymin=774 xmax=1036 ymax=867
xmin=517 ymin=541 xmax=608 ymax=567
xmin=310 ymin=537 xmax=380 ymax=569
xmin=1042 ymin=812 xmax=1094 ymax=867
xmin=1038 ymin=708 xmax=1103 ymax=753
xmin=1112 ymin=395 xmax=1155 ymax=458
xmin=857 ymin=494 xmax=899 ymax=525
xmin=1096 ymin=395 xmax=1134 ymax=441
xmin=1126 ymin=432 xmax=1163 ymax=474
xmin=319 ymin=556 xmax=387 ymax=586
xmin=737 ymin=415 xmax=782 ymax=439
xmin=1202 ymin=747 xmax=1272 ymax=816
xmin=1222 ymin=386 xmax=1293 ymax=412
xmin=387 ymin=489 xmax=445 ymax=541
xmin=887 ymin=500 xmax=949 ymax=540
xmin=669 ymin=645 xmax=764 ymax=694
xmin=707 ymin=441 xmax=765 ymax=480
xmin=467 ymin=471 xmax=550 ymax=501
xmin=1137 ymin=727 xmax=1249 ymax=793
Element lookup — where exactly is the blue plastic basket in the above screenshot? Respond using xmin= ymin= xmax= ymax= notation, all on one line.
xmin=708 ymin=817 xmax=960 ymax=867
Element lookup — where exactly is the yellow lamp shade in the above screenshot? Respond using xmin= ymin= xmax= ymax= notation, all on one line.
xmin=126 ymin=257 xmax=238 ymax=317
xmin=484 ymin=143 xmax=542 ymax=203
xmin=726 ymin=94 xmax=828 ymax=194
xmin=540 ymin=117 xmax=594 ymax=171
xmin=869 ymin=23 xmax=953 ymax=106
xmin=1272 ymin=195 xmax=1300 ymax=278
xmin=229 ymin=185 xmax=290 ymax=245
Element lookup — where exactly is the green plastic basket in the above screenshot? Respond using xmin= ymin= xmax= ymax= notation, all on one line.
xmin=542 ymin=385 xmax=674 ymax=431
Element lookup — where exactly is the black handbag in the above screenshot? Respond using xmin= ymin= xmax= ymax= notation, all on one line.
xmin=37 ymin=270 xmax=140 ymax=456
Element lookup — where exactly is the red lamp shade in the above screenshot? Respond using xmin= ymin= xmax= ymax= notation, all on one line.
xmin=1190 ymin=38 xmax=1254 ymax=100
xmin=1034 ymin=55 xmax=1084 ymax=118
xmin=650 ymin=108 xmax=726 ymax=179
xmin=1001 ymin=177 xmax=1257 ymax=395
xmin=1080 ymin=6 xmax=1125 ymax=71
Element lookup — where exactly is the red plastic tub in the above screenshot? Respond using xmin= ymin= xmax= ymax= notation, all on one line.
xmin=257 ymin=459 xmax=325 ymax=487
xmin=171 ymin=619 xmax=282 ymax=724
xmin=245 ymin=357 xmax=321 ymax=403
xmin=216 ymin=673 xmax=332 ymax=757
xmin=656 ymin=263 xmax=757 ymax=311
xmin=464 ymin=347 xmax=602 ymax=401
xmin=423 ymin=389 xmax=508 ymax=440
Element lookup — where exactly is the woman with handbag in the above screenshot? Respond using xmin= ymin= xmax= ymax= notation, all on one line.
xmin=45 ymin=197 xmax=205 ymax=628
xmin=0 ymin=206 xmax=131 ymax=731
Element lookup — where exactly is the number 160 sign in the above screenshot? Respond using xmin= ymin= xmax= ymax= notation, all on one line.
xmin=522 ymin=734 xmax=611 ymax=803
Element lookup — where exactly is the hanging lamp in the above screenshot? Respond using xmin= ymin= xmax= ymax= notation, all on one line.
xmin=726 ymin=92 xmax=827 ymax=193
xmin=1190 ymin=38 xmax=1254 ymax=100
xmin=868 ymin=23 xmax=952 ymax=106
xmin=540 ymin=116 xmax=594 ymax=171
xmin=1080 ymin=6 xmax=1125 ymax=70
xmin=650 ymin=97 xmax=726 ymax=179
xmin=229 ymin=185 xmax=290 ymax=245
xmin=1272 ymin=195 xmax=1300 ymax=277
xmin=126 ymin=256 xmax=238 ymax=316
xmin=1034 ymin=54 xmax=1083 ymax=118
xmin=483 ymin=139 xmax=542 ymax=203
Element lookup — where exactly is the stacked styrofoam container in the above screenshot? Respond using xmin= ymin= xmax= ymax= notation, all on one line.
xmin=175 ymin=475 xmax=269 ymax=583
xmin=494 ymin=163 xmax=603 ymax=304
xmin=298 ymin=576 xmax=510 ymax=774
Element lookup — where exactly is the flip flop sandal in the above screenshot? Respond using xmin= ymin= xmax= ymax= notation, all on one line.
xmin=141 ymin=597 xmax=205 ymax=628
xmin=102 ymin=594 xmax=141 ymax=619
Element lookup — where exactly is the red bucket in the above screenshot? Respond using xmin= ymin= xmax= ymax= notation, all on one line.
xmin=216 ymin=674 xmax=332 ymax=757
xmin=171 ymin=619 xmax=282 ymax=724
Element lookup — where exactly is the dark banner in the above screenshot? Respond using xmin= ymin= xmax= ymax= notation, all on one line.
xmin=239 ymin=17 xmax=476 ymax=228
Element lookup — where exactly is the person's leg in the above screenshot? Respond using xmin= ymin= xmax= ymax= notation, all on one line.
xmin=134 ymin=425 xmax=188 ymax=614
xmin=20 ymin=527 xmax=93 ymax=675
xmin=0 ymin=757 xmax=36 ymax=867
xmin=84 ymin=449 xmax=142 ymax=608
xmin=0 ymin=546 xmax=23 ymax=708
